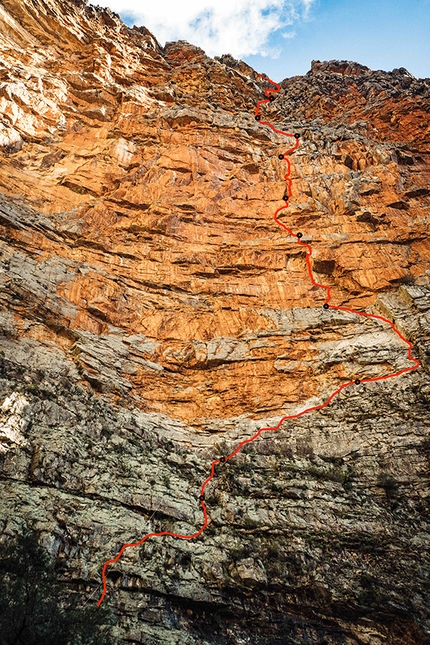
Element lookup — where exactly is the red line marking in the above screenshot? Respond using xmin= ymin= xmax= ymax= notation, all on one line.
xmin=96 ymin=74 xmax=421 ymax=606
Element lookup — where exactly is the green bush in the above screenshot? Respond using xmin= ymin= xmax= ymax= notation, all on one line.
xmin=0 ymin=530 xmax=118 ymax=645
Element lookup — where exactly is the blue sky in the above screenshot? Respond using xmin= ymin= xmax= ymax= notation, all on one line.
xmin=102 ymin=0 xmax=430 ymax=81
xmin=246 ymin=0 xmax=430 ymax=81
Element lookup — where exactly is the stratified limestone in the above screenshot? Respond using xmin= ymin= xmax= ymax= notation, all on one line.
xmin=0 ymin=1 xmax=429 ymax=644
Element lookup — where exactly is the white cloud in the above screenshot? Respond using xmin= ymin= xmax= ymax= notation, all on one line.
xmin=101 ymin=0 xmax=313 ymax=58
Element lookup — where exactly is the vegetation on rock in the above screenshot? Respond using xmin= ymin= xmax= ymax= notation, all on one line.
xmin=0 ymin=530 xmax=118 ymax=645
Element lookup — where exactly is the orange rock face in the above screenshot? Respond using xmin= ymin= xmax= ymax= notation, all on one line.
xmin=0 ymin=0 xmax=429 ymax=426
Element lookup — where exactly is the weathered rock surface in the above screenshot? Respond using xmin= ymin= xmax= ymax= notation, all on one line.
xmin=0 ymin=1 xmax=429 ymax=644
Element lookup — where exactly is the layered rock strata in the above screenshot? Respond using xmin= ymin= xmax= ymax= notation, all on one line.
xmin=0 ymin=1 xmax=429 ymax=643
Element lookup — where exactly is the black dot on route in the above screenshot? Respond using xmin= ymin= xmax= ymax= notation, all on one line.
xmin=199 ymin=495 xmax=205 ymax=502
xmin=323 ymin=303 xmax=330 ymax=310
xmin=294 ymin=133 xmax=300 ymax=139
xmin=297 ymin=232 xmax=303 ymax=239
xmin=355 ymin=379 xmax=361 ymax=385
xmin=278 ymin=154 xmax=284 ymax=160
xmin=282 ymin=194 xmax=289 ymax=201
xmin=269 ymin=95 xmax=275 ymax=102
xmin=220 ymin=457 xmax=226 ymax=463
xmin=255 ymin=115 xmax=261 ymax=121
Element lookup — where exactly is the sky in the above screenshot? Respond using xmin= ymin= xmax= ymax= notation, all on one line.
xmin=100 ymin=0 xmax=430 ymax=81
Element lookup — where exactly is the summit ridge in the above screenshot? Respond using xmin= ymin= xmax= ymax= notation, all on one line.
xmin=0 ymin=1 xmax=429 ymax=643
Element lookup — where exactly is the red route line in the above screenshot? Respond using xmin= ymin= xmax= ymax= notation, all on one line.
xmin=96 ymin=74 xmax=421 ymax=607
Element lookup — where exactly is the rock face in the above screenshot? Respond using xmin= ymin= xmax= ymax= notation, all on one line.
xmin=0 ymin=1 xmax=429 ymax=643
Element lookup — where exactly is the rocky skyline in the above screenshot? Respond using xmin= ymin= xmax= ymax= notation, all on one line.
xmin=0 ymin=1 xmax=429 ymax=643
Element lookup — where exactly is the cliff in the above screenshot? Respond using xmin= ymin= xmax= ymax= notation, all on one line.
xmin=0 ymin=1 xmax=429 ymax=643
